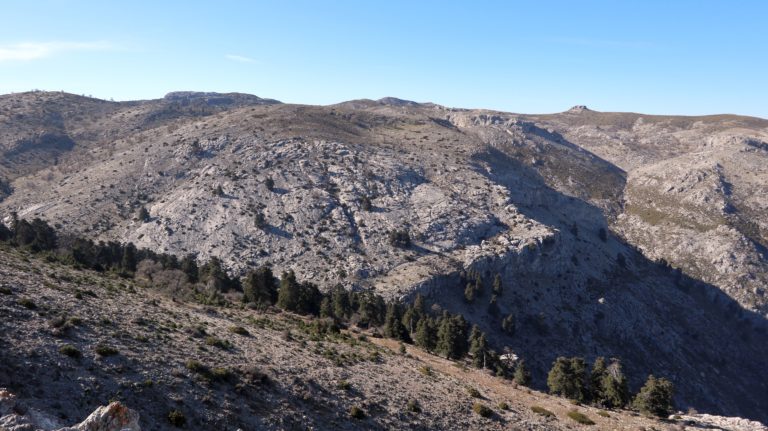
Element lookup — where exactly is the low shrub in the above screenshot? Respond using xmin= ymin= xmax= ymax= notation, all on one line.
xmin=467 ymin=387 xmax=482 ymax=398
xmin=210 ymin=367 xmax=233 ymax=382
xmin=406 ymin=399 xmax=421 ymax=413
xmin=228 ymin=326 xmax=249 ymax=336
xmin=168 ymin=410 xmax=186 ymax=427
xmin=94 ymin=344 xmax=119 ymax=356
xmin=59 ymin=344 xmax=81 ymax=358
xmin=18 ymin=298 xmax=36 ymax=309
xmin=531 ymin=406 xmax=555 ymax=418
xmin=567 ymin=410 xmax=595 ymax=425
xmin=185 ymin=359 xmax=206 ymax=373
xmin=349 ymin=406 xmax=366 ymax=419
xmin=597 ymin=410 xmax=610 ymax=418
xmin=204 ymin=336 xmax=231 ymax=350
xmin=472 ymin=402 xmax=492 ymax=417
xmin=497 ymin=402 xmax=509 ymax=411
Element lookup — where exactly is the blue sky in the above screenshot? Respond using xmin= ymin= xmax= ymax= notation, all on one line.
xmin=1 ymin=1 xmax=766 ymax=117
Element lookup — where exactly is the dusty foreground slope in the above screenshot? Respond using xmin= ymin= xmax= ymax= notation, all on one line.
xmin=2 ymin=245 xmax=764 ymax=431
xmin=1 ymin=91 xmax=767 ymax=422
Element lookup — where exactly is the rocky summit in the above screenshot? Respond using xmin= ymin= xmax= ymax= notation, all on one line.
xmin=0 ymin=90 xmax=767 ymax=429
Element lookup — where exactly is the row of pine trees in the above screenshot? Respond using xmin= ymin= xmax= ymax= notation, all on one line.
xmin=1 ymin=215 xmax=674 ymax=417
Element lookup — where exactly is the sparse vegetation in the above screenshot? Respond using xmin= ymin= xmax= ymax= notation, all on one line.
xmin=168 ymin=410 xmax=186 ymax=427
xmin=567 ymin=410 xmax=595 ymax=425
xmin=531 ymin=406 xmax=555 ymax=418
xmin=228 ymin=325 xmax=249 ymax=336
xmin=59 ymin=344 xmax=81 ymax=358
xmin=406 ymin=399 xmax=422 ymax=413
xmin=472 ymin=402 xmax=492 ymax=417
xmin=388 ymin=229 xmax=411 ymax=248
xmin=204 ymin=336 xmax=231 ymax=350
xmin=94 ymin=344 xmax=119 ymax=356
xmin=18 ymin=297 xmax=36 ymax=309
xmin=349 ymin=406 xmax=366 ymax=419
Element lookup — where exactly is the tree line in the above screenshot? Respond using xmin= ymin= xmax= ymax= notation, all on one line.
xmin=0 ymin=215 xmax=674 ymax=417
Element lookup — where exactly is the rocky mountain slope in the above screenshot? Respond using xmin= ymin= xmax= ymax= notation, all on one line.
xmin=1 ymin=244 xmax=765 ymax=431
xmin=1 ymin=91 xmax=767 ymax=423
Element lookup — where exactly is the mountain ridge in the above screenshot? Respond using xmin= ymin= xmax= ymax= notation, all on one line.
xmin=1 ymin=89 xmax=767 ymax=423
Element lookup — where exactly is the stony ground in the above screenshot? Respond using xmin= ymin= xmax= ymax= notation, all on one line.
xmin=2 ymin=245 xmax=761 ymax=431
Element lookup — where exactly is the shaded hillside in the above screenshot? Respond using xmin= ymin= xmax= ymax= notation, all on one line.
xmin=0 ymin=91 xmax=767 ymax=422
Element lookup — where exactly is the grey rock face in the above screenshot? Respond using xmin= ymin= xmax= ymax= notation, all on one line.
xmin=1 ymin=91 xmax=767 ymax=421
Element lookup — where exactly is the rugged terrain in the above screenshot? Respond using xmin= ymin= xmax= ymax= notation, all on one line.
xmin=1 ymin=90 xmax=767 ymax=425
xmin=1 ymin=244 xmax=766 ymax=431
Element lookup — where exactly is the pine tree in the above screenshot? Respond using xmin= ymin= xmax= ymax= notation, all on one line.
xmin=514 ymin=359 xmax=532 ymax=386
xmin=633 ymin=375 xmax=674 ymax=417
xmin=492 ymin=274 xmax=503 ymax=296
xmin=547 ymin=357 xmax=588 ymax=402
xmin=384 ymin=302 xmax=409 ymax=341
xmin=402 ymin=306 xmax=417 ymax=334
xmin=332 ymin=286 xmax=351 ymax=319
xmin=243 ymin=266 xmax=276 ymax=305
xmin=120 ymin=243 xmax=137 ymax=273
xmin=436 ymin=312 xmax=468 ymax=359
xmin=501 ymin=314 xmax=515 ymax=335
xmin=590 ymin=357 xmax=607 ymax=403
xmin=569 ymin=357 xmax=588 ymax=403
xmin=464 ymin=283 xmax=476 ymax=303
xmin=356 ymin=291 xmax=387 ymax=327
xmin=468 ymin=325 xmax=488 ymax=369
xmin=414 ymin=317 xmax=437 ymax=352
xmin=403 ymin=294 xmax=426 ymax=332
xmin=180 ymin=254 xmax=199 ymax=283
xmin=547 ymin=357 xmax=570 ymax=396
xmin=200 ymin=257 xmax=230 ymax=291
xmin=296 ymin=281 xmax=322 ymax=315
xmin=413 ymin=293 xmax=426 ymax=313
xmin=320 ymin=296 xmax=333 ymax=318
xmin=276 ymin=270 xmax=300 ymax=311
xmin=601 ymin=359 xmax=629 ymax=408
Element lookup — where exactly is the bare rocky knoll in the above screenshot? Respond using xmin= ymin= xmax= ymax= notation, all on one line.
xmin=1 ymin=245 xmax=764 ymax=431
xmin=1 ymin=91 xmax=767 ymax=422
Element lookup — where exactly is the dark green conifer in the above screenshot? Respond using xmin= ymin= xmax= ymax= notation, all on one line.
xmin=633 ymin=375 xmax=674 ymax=417
xmin=514 ymin=359 xmax=532 ymax=386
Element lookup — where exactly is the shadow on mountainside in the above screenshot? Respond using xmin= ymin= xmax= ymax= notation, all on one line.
xmin=449 ymin=145 xmax=768 ymax=422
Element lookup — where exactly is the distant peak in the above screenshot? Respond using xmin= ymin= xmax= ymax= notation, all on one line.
xmin=377 ymin=97 xmax=422 ymax=107
xmin=567 ymin=105 xmax=591 ymax=113
xmin=162 ymin=91 xmax=280 ymax=105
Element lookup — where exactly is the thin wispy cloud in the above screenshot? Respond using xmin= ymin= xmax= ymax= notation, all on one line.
xmin=225 ymin=54 xmax=257 ymax=64
xmin=0 ymin=41 xmax=114 ymax=62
